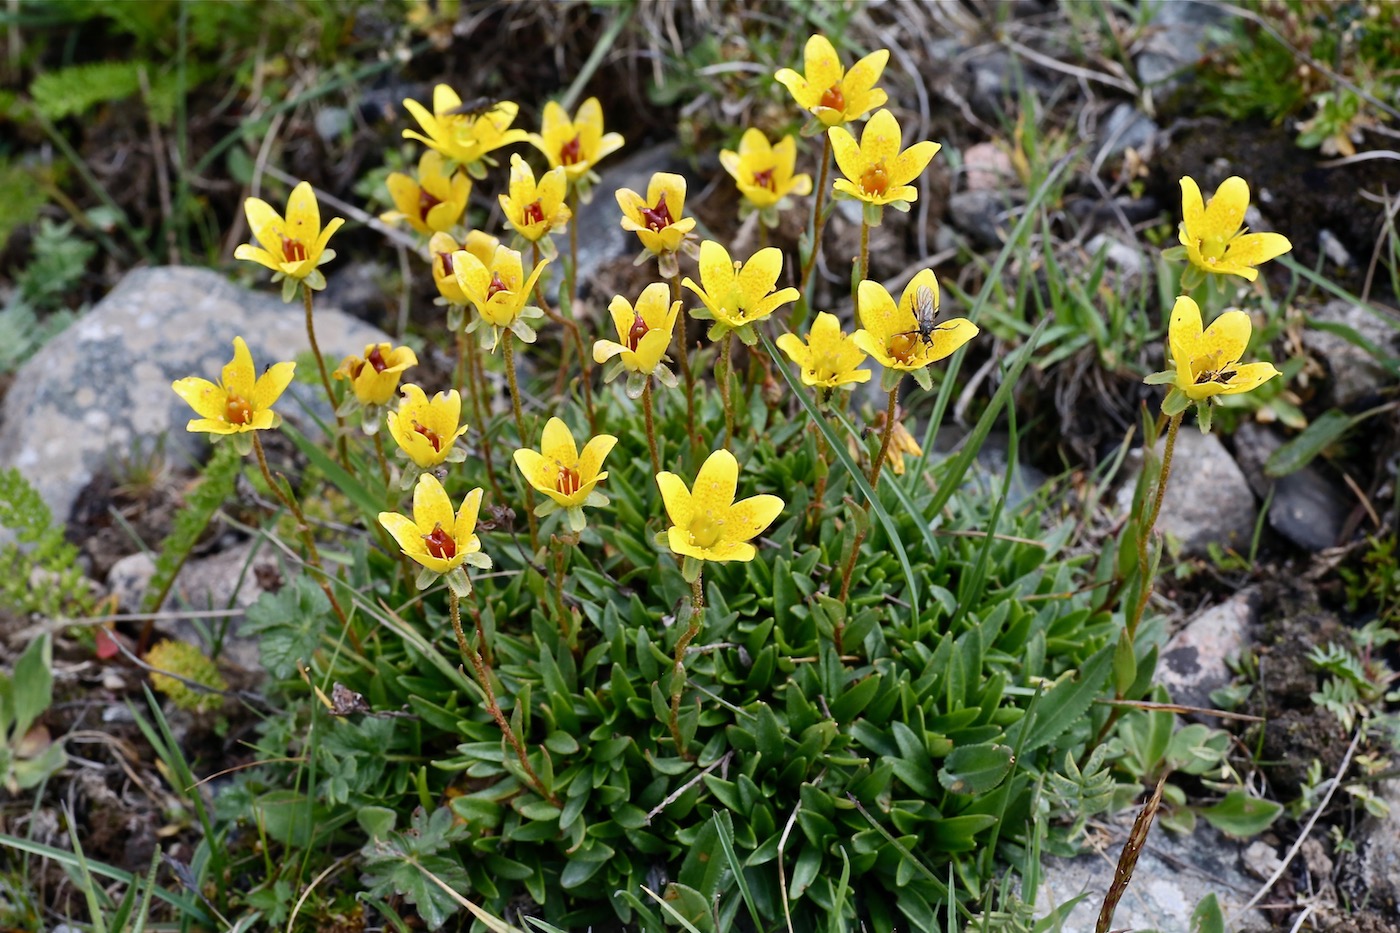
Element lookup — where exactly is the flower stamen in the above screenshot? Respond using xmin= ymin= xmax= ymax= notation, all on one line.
xmin=422 ymin=522 xmax=456 ymax=560
xmin=367 ymin=346 xmax=388 ymax=373
xmin=487 ymin=272 xmax=510 ymax=300
xmin=560 ymin=133 xmax=583 ymax=166
xmin=627 ymin=312 xmax=649 ymax=352
xmin=522 ymin=200 xmax=546 ymax=225
xmin=412 ymin=420 xmax=443 ymax=452
xmin=751 ymin=167 xmax=776 ymax=191
xmin=437 ymin=251 xmax=456 ymax=277
xmin=859 ymin=159 xmax=890 ymax=196
xmin=819 ymin=84 xmax=845 ymax=113
xmin=417 ymin=189 xmax=442 ymax=223
xmin=281 ymin=235 xmax=308 ymax=264
xmin=639 ymin=193 xmax=674 ymax=232
xmin=555 ymin=465 xmax=581 ymax=497
xmin=224 ymin=393 xmax=253 ymax=425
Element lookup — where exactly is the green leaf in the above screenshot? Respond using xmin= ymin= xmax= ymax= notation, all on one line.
xmin=11 ymin=633 xmax=53 ymax=741
xmin=359 ymin=806 xmax=470 ymax=931
xmin=1190 ymin=893 xmax=1226 ymax=933
xmin=242 ymin=576 xmax=332 ymax=680
xmin=1010 ymin=644 xmax=1113 ymax=752
xmin=937 ymin=743 xmax=1014 ymax=795
xmin=1264 ymin=408 xmax=1353 ymax=476
xmin=1199 ymin=790 xmax=1282 ymax=838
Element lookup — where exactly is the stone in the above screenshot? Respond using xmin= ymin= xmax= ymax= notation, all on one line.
xmin=948 ymin=190 xmax=1009 ymax=249
xmin=1135 ymin=0 xmax=1230 ymax=91
xmin=963 ymin=142 xmax=1016 ymax=192
xmin=1085 ymin=233 xmax=1146 ymax=279
xmin=1157 ymin=588 xmax=1258 ymax=711
xmin=1232 ymin=423 xmax=1352 ymax=552
xmin=1114 ymin=430 xmax=1259 ymax=557
xmin=1038 ymin=823 xmax=1269 ymax=931
xmin=1359 ymin=779 xmax=1400 ymax=913
xmin=0 ymin=266 xmax=390 ymax=530
xmin=107 ymin=552 xmax=157 ymax=613
xmin=163 ymin=539 xmax=281 ymax=672
xmin=1097 ymin=103 xmax=1159 ymax=162
xmin=1301 ymin=299 xmax=1400 ymax=407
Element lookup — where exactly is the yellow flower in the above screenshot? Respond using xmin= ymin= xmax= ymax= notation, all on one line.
xmin=381 ymin=151 xmax=471 ymax=236
xmin=719 ymin=128 xmax=812 ymax=211
xmin=852 ymin=270 xmax=977 ymax=388
xmin=774 ymin=34 xmax=889 ymax=127
xmin=234 ymin=182 xmax=343 ymax=290
xmin=593 ymin=283 xmax=681 ymax=392
xmin=830 ymin=109 xmax=940 ymax=208
xmin=656 ymin=449 xmax=784 ymax=563
xmin=616 ymin=172 xmax=697 ymax=259
xmin=333 ymin=343 xmax=418 ymax=407
xmin=681 ymin=240 xmax=799 ymax=338
xmin=402 ymin=85 xmax=529 ymax=176
xmin=378 ymin=473 xmax=487 ymax=576
xmin=499 ymin=153 xmax=571 ymax=243
xmin=513 ymin=418 xmax=617 ymax=531
xmin=386 ymin=384 xmax=469 ymax=469
xmin=528 ymin=97 xmax=624 ymax=186
xmin=429 ymin=230 xmax=499 ymax=306
xmin=1177 ymin=176 xmax=1292 ymax=282
xmin=775 ymin=312 xmax=871 ymax=389
xmin=172 ymin=336 xmax=295 ymax=436
xmin=1158 ymin=296 xmax=1280 ymax=403
xmin=453 ymin=245 xmax=549 ymax=344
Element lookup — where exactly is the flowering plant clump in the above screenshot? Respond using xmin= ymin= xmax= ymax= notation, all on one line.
xmin=852 ymin=269 xmax=978 ymax=389
xmin=380 ymin=151 xmax=471 ymax=235
xmin=402 ymin=85 xmax=529 ymax=178
xmin=1145 ymin=295 xmax=1281 ymax=431
xmin=233 ymin=181 xmax=343 ymax=300
xmin=776 ymin=311 xmax=871 ymax=395
xmin=830 ymin=108 xmax=940 ymax=220
xmin=333 ymin=343 xmax=418 ymax=430
xmin=682 ymin=240 xmax=800 ymax=344
xmin=527 ymin=96 xmax=624 ymax=201
xmin=171 ymin=336 xmax=295 ymax=453
xmin=378 ymin=472 xmax=489 ymax=594
xmin=499 ymin=154 xmax=571 ymax=255
xmin=386 ymin=384 xmax=469 ymax=481
xmin=656 ymin=448 xmax=784 ymax=579
xmin=593 ymin=282 xmax=681 ymax=397
xmin=513 ymin=417 xmax=617 ymax=532
xmin=453 ymin=244 xmax=549 ymax=350
xmin=1168 ymin=175 xmax=1293 ymax=288
xmin=616 ymin=171 xmax=697 ymax=277
xmin=774 ymin=33 xmax=889 ymax=129
xmin=719 ymin=128 xmax=812 ymax=224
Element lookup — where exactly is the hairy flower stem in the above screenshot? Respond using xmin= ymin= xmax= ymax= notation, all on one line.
xmin=371 ymin=430 xmax=391 ymax=487
xmin=836 ymin=387 xmax=901 ymax=652
xmin=251 ymin=432 xmax=357 ymax=651
xmin=461 ymin=325 xmax=505 ymax=504
xmin=502 ymin=332 xmax=540 ymax=552
xmin=302 ymin=287 xmax=348 ymax=467
xmin=532 ymin=243 xmax=596 ymax=433
xmin=797 ymin=134 xmax=833 ymax=310
xmin=642 ymin=379 xmax=663 ymax=476
xmin=869 ymin=385 xmax=899 ymax=488
xmin=670 ymin=271 xmax=698 ymax=446
xmin=758 ymin=222 xmax=768 ymax=252
xmin=669 ymin=572 xmax=705 ymax=760
xmin=719 ymin=331 xmax=735 ymax=449
xmin=854 ymin=217 xmax=871 ymax=307
xmin=1128 ymin=411 xmax=1183 ymax=642
xmin=449 ymin=590 xmax=559 ymax=806
xmin=551 ymin=535 xmax=576 ymax=649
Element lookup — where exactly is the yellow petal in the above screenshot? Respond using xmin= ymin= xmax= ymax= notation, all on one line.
xmin=233 ymin=244 xmax=282 ymax=272
xmin=1223 ymin=231 xmax=1292 ymax=268
xmin=656 ymin=472 xmax=693 ymax=529
xmin=223 ymin=337 xmax=257 ymax=399
xmin=432 ymin=84 xmax=463 ymax=115
xmin=856 ymin=279 xmax=901 ymax=341
xmin=1167 ymin=296 xmax=1204 ymax=371
xmin=1179 ymin=176 xmax=1205 ymax=237
xmin=828 ymin=126 xmax=862 ymax=185
xmin=578 ymin=435 xmax=617 ymax=483
xmin=513 ymin=448 xmax=554 ymax=493
xmin=379 ymin=512 xmax=420 ymax=556
xmin=1198 ymin=309 xmax=1253 ymax=367
xmin=775 ymin=332 xmax=809 ymax=368
xmin=725 ymin=494 xmax=784 ymax=543
xmin=691 ymin=449 xmax=738 ymax=517
xmin=843 ymin=48 xmax=890 ymax=99
xmin=890 ymin=140 xmax=941 ymax=186
xmin=697 ymin=239 xmax=735 ymax=296
xmin=803 ymin=34 xmax=842 ymax=92
xmin=860 ymin=109 xmax=902 ymax=166
xmin=850 ymin=329 xmax=891 ymax=367
xmin=1219 ymin=361 xmax=1280 ymax=396
xmin=454 ymin=487 xmax=484 ymax=544
xmin=737 ymin=247 xmax=784 ymax=308
xmin=243 ymin=197 xmax=285 ymax=257
xmin=923 ymin=318 xmax=979 ymax=364
xmin=1201 ymin=176 xmax=1249 ymax=241
xmin=540 ymin=417 xmax=579 ymax=466
xmin=285 ymin=182 xmax=321 ymax=241
xmin=252 ymin=360 xmax=296 ymax=412
xmin=172 ymin=377 xmax=226 ymax=421
xmin=412 ymin=473 xmax=455 ymax=532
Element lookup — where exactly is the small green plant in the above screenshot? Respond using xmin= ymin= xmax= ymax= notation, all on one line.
xmin=1340 ymin=536 xmax=1400 ymax=626
xmin=144 ymin=640 xmax=228 ymax=714
xmin=0 ymin=634 xmax=66 ymax=795
xmin=0 ymin=468 xmax=94 ymax=619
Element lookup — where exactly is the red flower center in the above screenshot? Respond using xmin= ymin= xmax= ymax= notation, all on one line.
xmin=859 ymin=159 xmax=890 ymax=196
xmin=487 ymin=272 xmax=510 ymax=300
xmin=639 ymin=192 xmax=674 ymax=232
xmin=418 ymin=188 xmax=443 ymax=222
xmin=224 ymin=393 xmax=253 ymax=425
xmin=422 ymin=522 xmax=456 ymax=560
xmin=367 ymin=346 xmax=388 ymax=373
xmin=560 ymin=133 xmax=583 ymax=166
xmin=436 ymin=251 xmax=455 ymax=278
xmin=751 ymin=167 xmax=776 ymax=191
xmin=556 ymin=465 xmax=581 ymax=496
xmin=412 ymin=420 xmax=443 ymax=452
xmin=819 ymin=83 xmax=845 ymax=113
xmin=626 ymin=312 xmax=650 ymax=352
xmin=281 ymin=235 xmax=308 ymax=264
xmin=523 ymin=200 xmax=546 ymax=225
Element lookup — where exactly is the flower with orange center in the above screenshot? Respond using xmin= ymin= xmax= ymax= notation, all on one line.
xmin=381 ymin=151 xmax=471 ymax=236
xmin=171 ymin=337 xmax=295 ymax=450
xmin=616 ymin=172 xmax=697 ymax=277
xmin=386 ymin=383 xmax=470 ymax=472
xmin=499 ymin=154 xmax=571 ymax=248
xmin=429 ymin=230 xmax=500 ymax=311
xmin=682 ymin=240 xmax=799 ymax=343
xmin=234 ymin=182 xmax=343 ymax=297
xmin=851 ymin=269 xmax=978 ymax=390
xmin=1174 ymin=176 xmax=1292 ymax=285
xmin=379 ymin=473 xmax=489 ymax=592
xmin=401 ymin=85 xmax=529 ymax=178
xmin=513 ymin=417 xmax=617 ymax=531
xmin=774 ymin=34 xmax=889 ymax=128
xmin=656 ymin=449 xmax=784 ymax=565
xmin=775 ymin=311 xmax=871 ymax=392
xmin=830 ymin=109 xmax=940 ymax=212
xmin=527 ymin=97 xmax=624 ymax=199
xmin=719 ymin=128 xmax=812 ymax=218
xmin=453 ymin=244 xmax=549 ymax=349
xmin=593 ymin=282 xmax=681 ymax=398
xmin=333 ymin=343 xmax=419 ymax=408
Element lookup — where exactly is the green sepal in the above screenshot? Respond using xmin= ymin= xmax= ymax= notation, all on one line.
xmin=880 ymin=367 xmax=902 ymax=392
xmin=303 ymin=269 xmax=327 ymax=291
xmin=1180 ymin=264 xmax=1206 ymax=293
xmin=317 ymin=248 xmax=337 ymax=267
xmin=280 ymin=276 xmax=300 ymax=303
xmin=654 ymin=365 xmax=678 ymax=389
xmin=463 ymin=552 xmax=492 ymax=571
xmin=681 ymin=556 xmax=702 ymax=583
xmin=734 ymin=324 xmax=759 ymax=348
xmin=862 ymin=201 xmax=884 ymax=227
xmin=414 ymin=566 xmax=439 ymax=591
xmin=565 ymin=506 xmax=586 ymax=533
xmin=689 ymin=304 xmax=715 ymax=322
xmin=1161 ymin=388 xmax=1190 ymax=417
xmin=583 ymin=490 xmax=608 ymax=509
xmin=657 ymin=250 xmax=679 ymax=280
xmin=910 ymin=366 xmax=933 ymax=391
xmin=445 ymin=447 xmax=467 ymax=463
xmin=510 ymin=319 xmax=538 ymax=344
xmin=398 ymin=463 xmax=424 ymax=491
xmin=535 ymin=234 xmax=559 ymax=263
xmin=445 ymin=567 xmax=474 ymax=597
xmin=759 ymin=205 xmax=781 ymax=229
xmin=466 ymin=159 xmax=489 ymax=181
xmin=652 ymin=530 xmax=670 ymax=549
xmin=1196 ymin=400 xmax=1213 ymax=433
xmin=799 ymin=116 xmax=825 ymax=138
xmin=446 ymin=304 xmax=465 ymax=332
xmin=1160 ymin=246 xmax=1188 ymax=262
xmin=886 ymin=199 xmax=912 ymax=214
xmin=230 ymin=432 xmax=254 ymax=457
xmin=625 ymin=371 xmax=648 ymax=400
xmin=535 ymin=499 xmax=561 ymax=518
xmin=602 ymin=358 xmax=626 ymax=383
xmin=1143 ymin=369 xmax=1178 ymax=386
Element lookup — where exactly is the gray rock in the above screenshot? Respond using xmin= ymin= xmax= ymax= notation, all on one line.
xmin=1115 ymin=430 xmax=1259 ymax=557
xmin=1157 ymin=588 xmax=1258 ymax=711
xmin=165 ymin=539 xmax=280 ymax=672
xmin=948 ymin=190 xmax=1009 ymax=249
xmin=1097 ymin=103 xmax=1159 ymax=161
xmin=0 ymin=266 xmax=389 ymax=529
xmin=107 ymin=552 xmax=157 ymax=613
xmin=1301 ymin=299 xmax=1400 ymax=407
xmin=1359 ymin=779 xmax=1400 ymax=912
xmin=1135 ymin=0 xmax=1230 ymax=90
xmin=1232 ymin=422 xmax=1351 ymax=551
xmin=1038 ymin=823 xmax=1268 ymax=931
xmin=1085 ymin=233 xmax=1146 ymax=279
